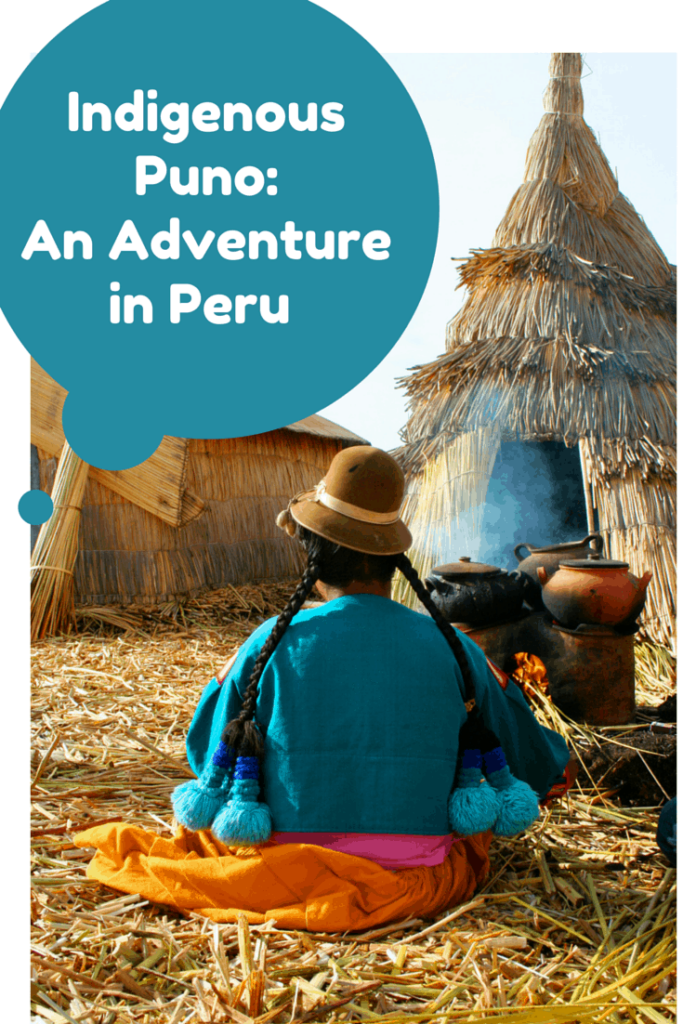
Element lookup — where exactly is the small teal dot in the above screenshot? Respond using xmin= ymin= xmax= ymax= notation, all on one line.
xmin=18 ymin=489 xmax=53 ymax=525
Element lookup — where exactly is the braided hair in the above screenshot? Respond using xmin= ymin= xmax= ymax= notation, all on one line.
xmin=221 ymin=527 xmax=477 ymax=757
xmin=394 ymin=553 xmax=476 ymax=707
xmin=221 ymin=556 xmax=321 ymax=758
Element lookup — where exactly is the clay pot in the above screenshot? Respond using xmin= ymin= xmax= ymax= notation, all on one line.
xmin=425 ymin=557 xmax=529 ymax=625
xmin=537 ymin=553 xmax=652 ymax=629
xmin=514 ymin=533 xmax=604 ymax=609
xmin=514 ymin=533 xmax=604 ymax=581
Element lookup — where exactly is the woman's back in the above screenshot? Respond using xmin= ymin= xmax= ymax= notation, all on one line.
xmin=187 ymin=593 xmax=568 ymax=836
xmin=76 ymin=447 xmax=573 ymax=930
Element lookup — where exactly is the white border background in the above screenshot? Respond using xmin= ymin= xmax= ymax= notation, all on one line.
xmin=2 ymin=0 xmax=679 ymax=1013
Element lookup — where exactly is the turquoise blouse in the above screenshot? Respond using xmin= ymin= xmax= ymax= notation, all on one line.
xmin=186 ymin=594 xmax=569 ymax=835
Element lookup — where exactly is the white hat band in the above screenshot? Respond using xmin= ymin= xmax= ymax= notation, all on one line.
xmin=313 ymin=481 xmax=400 ymax=525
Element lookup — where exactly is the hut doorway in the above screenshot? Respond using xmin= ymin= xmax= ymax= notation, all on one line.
xmin=480 ymin=440 xmax=589 ymax=570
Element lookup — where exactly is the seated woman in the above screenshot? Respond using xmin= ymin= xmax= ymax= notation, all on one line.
xmin=76 ymin=447 xmax=573 ymax=931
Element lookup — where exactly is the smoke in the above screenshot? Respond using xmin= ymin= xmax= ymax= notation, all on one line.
xmin=448 ymin=440 xmax=589 ymax=571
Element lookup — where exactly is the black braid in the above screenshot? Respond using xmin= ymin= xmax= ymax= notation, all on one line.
xmin=395 ymin=553 xmax=477 ymax=706
xmin=221 ymin=558 xmax=321 ymax=757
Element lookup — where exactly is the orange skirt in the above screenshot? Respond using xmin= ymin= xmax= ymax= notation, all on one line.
xmin=74 ymin=824 xmax=491 ymax=931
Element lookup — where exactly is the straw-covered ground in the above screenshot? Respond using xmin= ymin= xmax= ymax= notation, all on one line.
xmin=31 ymin=582 xmax=676 ymax=1024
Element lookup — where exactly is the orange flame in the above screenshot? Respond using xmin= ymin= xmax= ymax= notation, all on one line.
xmin=512 ymin=652 xmax=550 ymax=701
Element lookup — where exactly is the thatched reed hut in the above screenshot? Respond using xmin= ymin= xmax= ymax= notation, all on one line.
xmin=32 ymin=360 xmax=367 ymax=607
xmin=396 ymin=53 xmax=676 ymax=649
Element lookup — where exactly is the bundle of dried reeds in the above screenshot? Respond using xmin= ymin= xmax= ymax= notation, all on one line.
xmin=30 ymin=442 xmax=90 ymax=641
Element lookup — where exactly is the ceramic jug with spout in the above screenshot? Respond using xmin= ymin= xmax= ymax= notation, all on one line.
xmin=537 ymin=553 xmax=652 ymax=629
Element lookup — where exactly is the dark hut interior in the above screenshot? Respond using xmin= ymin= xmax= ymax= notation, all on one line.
xmin=481 ymin=441 xmax=589 ymax=570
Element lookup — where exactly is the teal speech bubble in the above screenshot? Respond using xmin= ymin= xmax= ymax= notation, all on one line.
xmin=0 ymin=0 xmax=438 ymax=470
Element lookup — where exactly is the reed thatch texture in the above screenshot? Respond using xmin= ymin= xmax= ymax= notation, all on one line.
xmin=32 ymin=359 xmax=205 ymax=528
xmin=580 ymin=443 xmax=676 ymax=644
xmin=36 ymin=425 xmax=367 ymax=607
xmin=284 ymin=414 xmax=367 ymax=443
xmin=30 ymin=441 xmax=90 ymax=640
xmin=394 ymin=426 xmax=501 ymax=608
xmin=397 ymin=53 xmax=676 ymax=647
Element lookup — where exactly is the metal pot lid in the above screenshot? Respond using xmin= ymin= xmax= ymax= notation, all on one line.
xmin=431 ymin=556 xmax=501 ymax=579
xmin=560 ymin=556 xmax=629 ymax=570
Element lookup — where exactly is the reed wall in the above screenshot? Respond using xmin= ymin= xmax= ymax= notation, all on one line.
xmin=38 ymin=432 xmax=345 ymax=605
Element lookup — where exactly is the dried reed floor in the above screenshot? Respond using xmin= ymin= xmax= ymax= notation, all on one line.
xmin=31 ymin=583 xmax=676 ymax=1024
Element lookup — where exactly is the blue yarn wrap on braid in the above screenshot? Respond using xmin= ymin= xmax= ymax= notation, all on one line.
xmin=448 ymin=747 xmax=500 ymax=835
xmin=205 ymin=556 xmax=321 ymax=847
xmin=483 ymin=746 xmax=540 ymax=836
xmin=211 ymin=756 xmax=272 ymax=846
xmin=172 ymin=741 xmax=236 ymax=831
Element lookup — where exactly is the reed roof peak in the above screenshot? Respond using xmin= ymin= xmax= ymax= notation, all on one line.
xmin=543 ymin=53 xmax=584 ymax=116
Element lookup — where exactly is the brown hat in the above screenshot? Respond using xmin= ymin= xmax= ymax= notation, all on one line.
xmin=276 ymin=446 xmax=412 ymax=556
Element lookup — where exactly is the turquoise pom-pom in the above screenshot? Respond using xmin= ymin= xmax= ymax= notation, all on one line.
xmin=487 ymin=766 xmax=540 ymax=836
xmin=172 ymin=766 xmax=227 ymax=831
xmin=448 ymin=772 xmax=500 ymax=835
xmin=211 ymin=777 xmax=272 ymax=846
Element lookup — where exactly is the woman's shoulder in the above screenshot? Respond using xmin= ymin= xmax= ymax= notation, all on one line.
xmin=292 ymin=594 xmax=436 ymax=628
xmin=291 ymin=595 xmax=482 ymax=654
xmin=240 ymin=601 xmax=338 ymax=649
